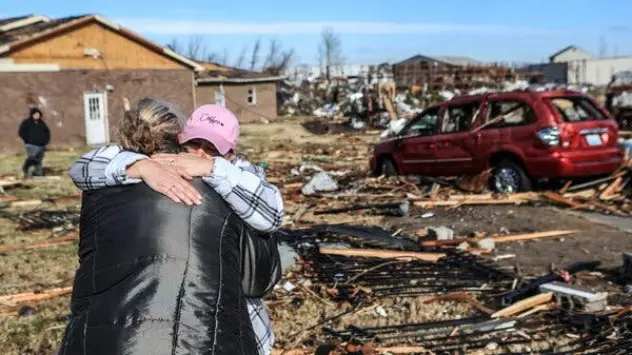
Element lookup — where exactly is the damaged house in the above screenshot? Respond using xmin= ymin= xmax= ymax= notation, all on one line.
xmin=195 ymin=61 xmax=284 ymax=123
xmin=0 ymin=14 xmax=281 ymax=149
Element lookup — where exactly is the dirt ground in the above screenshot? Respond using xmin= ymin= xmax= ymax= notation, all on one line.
xmin=0 ymin=118 xmax=630 ymax=354
xmin=383 ymin=204 xmax=632 ymax=274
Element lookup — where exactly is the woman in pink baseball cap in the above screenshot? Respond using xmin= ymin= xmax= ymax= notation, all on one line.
xmin=68 ymin=100 xmax=284 ymax=355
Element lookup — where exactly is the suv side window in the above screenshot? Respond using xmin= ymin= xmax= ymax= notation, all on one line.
xmin=441 ymin=101 xmax=481 ymax=133
xmin=402 ymin=107 xmax=439 ymax=136
xmin=485 ymin=100 xmax=534 ymax=129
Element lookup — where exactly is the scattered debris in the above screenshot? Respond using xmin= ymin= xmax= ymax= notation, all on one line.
xmin=475 ymin=238 xmax=495 ymax=252
xmin=539 ymin=282 xmax=608 ymax=312
xmin=301 ymin=172 xmax=339 ymax=195
xmin=427 ymin=225 xmax=455 ymax=241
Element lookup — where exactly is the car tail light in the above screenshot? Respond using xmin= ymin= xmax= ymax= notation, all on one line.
xmin=536 ymin=127 xmax=561 ymax=147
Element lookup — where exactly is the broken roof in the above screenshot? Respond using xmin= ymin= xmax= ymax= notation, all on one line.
xmin=0 ymin=14 xmax=204 ymax=71
xmin=0 ymin=15 xmax=84 ymax=46
xmin=197 ymin=68 xmax=285 ymax=84
xmin=0 ymin=15 xmax=32 ymax=27
xmin=396 ymin=54 xmax=484 ymax=67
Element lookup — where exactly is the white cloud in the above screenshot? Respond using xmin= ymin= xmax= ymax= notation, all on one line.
xmin=116 ymin=18 xmax=550 ymax=36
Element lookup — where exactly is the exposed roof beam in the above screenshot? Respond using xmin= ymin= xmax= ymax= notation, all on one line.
xmin=0 ymin=15 xmax=50 ymax=32
xmin=196 ymin=75 xmax=286 ymax=84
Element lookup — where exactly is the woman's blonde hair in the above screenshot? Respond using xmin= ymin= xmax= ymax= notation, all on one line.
xmin=117 ymin=97 xmax=186 ymax=155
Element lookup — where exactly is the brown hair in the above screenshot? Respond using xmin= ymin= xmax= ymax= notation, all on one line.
xmin=117 ymin=97 xmax=186 ymax=155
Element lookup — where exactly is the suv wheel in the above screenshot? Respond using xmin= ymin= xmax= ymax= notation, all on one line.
xmin=380 ymin=158 xmax=397 ymax=177
xmin=491 ymin=160 xmax=532 ymax=193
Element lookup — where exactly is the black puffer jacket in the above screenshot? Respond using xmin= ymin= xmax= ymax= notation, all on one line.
xmin=59 ymin=180 xmax=261 ymax=355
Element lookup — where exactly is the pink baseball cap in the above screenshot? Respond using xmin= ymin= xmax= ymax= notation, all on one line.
xmin=179 ymin=104 xmax=239 ymax=155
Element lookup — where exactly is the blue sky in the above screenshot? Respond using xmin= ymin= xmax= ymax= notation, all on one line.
xmin=4 ymin=0 xmax=632 ymax=67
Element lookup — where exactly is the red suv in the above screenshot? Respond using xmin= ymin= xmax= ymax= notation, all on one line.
xmin=370 ymin=90 xmax=624 ymax=192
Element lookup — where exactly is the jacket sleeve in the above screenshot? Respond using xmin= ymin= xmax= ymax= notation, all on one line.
xmin=68 ymin=144 xmax=147 ymax=190
xmin=203 ymin=157 xmax=285 ymax=233
xmin=240 ymin=224 xmax=282 ymax=298
xmin=42 ymin=121 xmax=51 ymax=146
xmin=18 ymin=120 xmax=27 ymax=142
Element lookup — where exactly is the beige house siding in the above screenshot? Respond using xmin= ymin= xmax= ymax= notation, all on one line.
xmin=551 ymin=47 xmax=595 ymax=63
xmin=566 ymin=57 xmax=632 ymax=86
xmin=196 ymin=82 xmax=278 ymax=123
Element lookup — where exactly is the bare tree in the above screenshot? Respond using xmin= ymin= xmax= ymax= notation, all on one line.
xmin=262 ymin=39 xmax=280 ymax=70
xmin=249 ymin=38 xmax=261 ymax=71
xmin=258 ymin=39 xmax=294 ymax=75
xmin=234 ymin=45 xmax=248 ymax=69
xmin=166 ymin=38 xmax=182 ymax=53
xmin=220 ymin=48 xmax=230 ymax=66
xmin=318 ymin=27 xmax=343 ymax=80
xmin=187 ymin=35 xmax=207 ymax=61
xmin=207 ymin=52 xmax=219 ymax=63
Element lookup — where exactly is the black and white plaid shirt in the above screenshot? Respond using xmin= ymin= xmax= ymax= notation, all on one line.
xmin=68 ymin=143 xmax=281 ymax=355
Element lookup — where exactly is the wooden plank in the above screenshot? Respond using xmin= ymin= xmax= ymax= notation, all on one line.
xmin=271 ymin=350 xmax=312 ymax=355
xmin=491 ymin=292 xmax=553 ymax=318
xmin=492 ymin=230 xmax=577 ymax=243
xmin=0 ymin=234 xmax=78 ymax=254
xmin=559 ymin=180 xmax=573 ymax=194
xmin=0 ymin=287 xmax=72 ymax=308
xmin=319 ymin=247 xmax=445 ymax=262
xmin=10 ymin=200 xmax=43 ymax=208
xmin=599 ymin=177 xmax=623 ymax=200
xmin=0 ymin=181 xmax=21 ymax=189
xmin=542 ymin=191 xmax=583 ymax=208
xmin=414 ymin=198 xmax=528 ymax=208
xmin=564 ymin=189 xmax=596 ymax=199
xmin=422 ymin=230 xmax=577 ymax=247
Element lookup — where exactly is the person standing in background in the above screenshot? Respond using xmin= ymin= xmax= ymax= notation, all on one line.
xmin=18 ymin=108 xmax=50 ymax=177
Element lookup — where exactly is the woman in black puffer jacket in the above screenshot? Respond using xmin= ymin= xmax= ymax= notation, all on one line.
xmin=59 ymin=98 xmax=278 ymax=355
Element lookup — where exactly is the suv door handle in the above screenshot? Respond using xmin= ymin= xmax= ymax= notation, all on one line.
xmin=429 ymin=143 xmax=436 ymax=149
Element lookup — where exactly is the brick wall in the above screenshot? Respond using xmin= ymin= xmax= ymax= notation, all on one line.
xmin=0 ymin=69 xmax=195 ymax=149
xmin=196 ymin=82 xmax=278 ymax=123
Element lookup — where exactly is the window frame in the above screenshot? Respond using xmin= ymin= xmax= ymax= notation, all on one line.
xmin=483 ymin=99 xmax=535 ymax=130
xmin=400 ymin=107 xmax=440 ymax=137
xmin=247 ymin=87 xmax=257 ymax=106
xmin=438 ymin=101 xmax=482 ymax=135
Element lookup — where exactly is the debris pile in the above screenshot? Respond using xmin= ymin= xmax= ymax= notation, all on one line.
xmin=269 ymin=224 xmax=632 ymax=354
xmin=0 ymin=210 xmax=79 ymax=231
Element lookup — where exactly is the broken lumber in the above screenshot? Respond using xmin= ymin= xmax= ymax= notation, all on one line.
xmin=492 ymin=292 xmax=553 ymax=318
xmin=414 ymin=198 xmax=528 ymax=208
xmin=0 ymin=181 xmax=21 ymax=189
xmin=542 ymin=191 xmax=584 ymax=209
xmin=374 ymin=346 xmax=433 ymax=354
xmin=10 ymin=200 xmax=43 ymax=208
xmin=318 ymin=247 xmax=445 ymax=262
xmin=0 ymin=234 xmax=78 ymax=254
xmin=422 ymin=230 xmax=578 ymax=247
xmin=599 ymin=176 xmax=623 ymax=200
xmin=566 ymin=171 xmax=627 ymax=192
xmin=491 ymin=230 xmax=578 ymax=243
xmin=0 ymin=287 xmax=72 ymax=308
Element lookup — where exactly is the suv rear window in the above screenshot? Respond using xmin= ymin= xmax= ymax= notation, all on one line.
xmin=548 ymin=97 xmax=607 ymax=122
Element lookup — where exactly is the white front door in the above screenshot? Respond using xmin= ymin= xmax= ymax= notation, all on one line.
xmin=83 ymin=92 xmax=108 ymax=145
